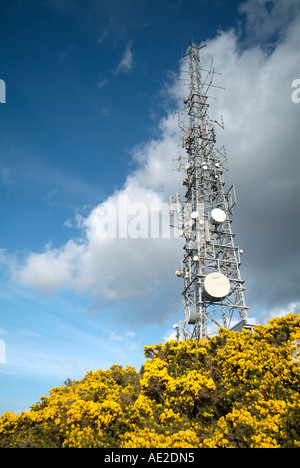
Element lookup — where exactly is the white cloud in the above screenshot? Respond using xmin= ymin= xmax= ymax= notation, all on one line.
xmin=260 ymin=302 xmax=300 ymax=325
xmin=12 ymin=241 xmax=87 ymax=295
xmin=98 ymin=77 xmax=109 ymax=89
xmin=238 ymin=0 xmax=300 ymax=44
xmin=116 ymin=41 xmax=134 ymax=74
xmin=7 ymin=0 xmax=300 ymax=326
xmin=198 ymin=19 xmax=300 ymax=312
xmin=104 ymin=329 xmax=125 ymax=342
xmin=126 ymin=331 xmax=136 ymax=338
xmin=11 ymin=148 xmax=183 ymax=323
xmin=97 ymin=41 xmax=134 ymax=89
xmin=163 ymin=329 xmax=177 ymax=342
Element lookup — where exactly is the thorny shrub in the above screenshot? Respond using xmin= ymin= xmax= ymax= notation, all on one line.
xmin=0 ymin=314 xmax=299 ymax=448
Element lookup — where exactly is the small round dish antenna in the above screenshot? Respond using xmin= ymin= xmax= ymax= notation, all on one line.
xmin=211 ymin=208 xmax=226 ymax=224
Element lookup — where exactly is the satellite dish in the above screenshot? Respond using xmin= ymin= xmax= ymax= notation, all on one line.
xmin=187 ymin=307 xmax=198 ymax=324
xmin=203 ymin=271 xmax=230 ymax=301
xmin=191 ymin=211 xmax=199 ymax=219
xmin=211 ymin=208 xmax=226 ymax=224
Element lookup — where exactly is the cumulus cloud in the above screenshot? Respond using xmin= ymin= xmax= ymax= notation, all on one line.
xmin=8 ymin=0 xmax=300 ymax=325
xmin=238 ymin=0 xmax=300 ymax=44
xmin=12 ymin=240 xmax=87 ymax=295
xmin=11 ymin=120 xmax=184 ymax=324
xmin=198 ymin=16 xmax=300 ymax=312
xmin=260 ymin=301 xmax=300 ymax=324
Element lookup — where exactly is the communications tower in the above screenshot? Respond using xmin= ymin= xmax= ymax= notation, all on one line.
xmin=170 ymin=42 xmax=249 ymax=340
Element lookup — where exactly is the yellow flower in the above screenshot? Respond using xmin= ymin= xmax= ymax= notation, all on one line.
xmin=1 ymin=314 xmax=299 ymax=448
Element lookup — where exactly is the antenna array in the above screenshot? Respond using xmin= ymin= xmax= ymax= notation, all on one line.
xmin=171 ymin=43 xmax=248 ymax=340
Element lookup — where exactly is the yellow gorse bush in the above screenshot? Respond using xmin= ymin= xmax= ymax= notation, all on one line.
xmin=0 ymin=313 xmax=299 ymax=448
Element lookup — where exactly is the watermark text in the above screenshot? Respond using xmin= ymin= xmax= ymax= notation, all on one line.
xmin=93 ymin=195 xmax=177 ymax=239
xmin=0 ymin=79 xmax=6 ymax=103
xmin=292 ymin=339 xmax=300 ymax=364
xmin=90 ymin=195 xmax=205 ymax=244
xmin=0 ymin=339 xmax=6 ymax=364
xmin=291 ymin=79 xmax=300 ymax=104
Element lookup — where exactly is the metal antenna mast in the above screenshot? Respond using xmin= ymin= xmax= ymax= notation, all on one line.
xmin=171 ymin=42 xmax=249 ymax=340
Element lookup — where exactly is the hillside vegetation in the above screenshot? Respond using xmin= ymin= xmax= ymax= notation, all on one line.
xmin=0 ymin=314 xmax=299 ymax=448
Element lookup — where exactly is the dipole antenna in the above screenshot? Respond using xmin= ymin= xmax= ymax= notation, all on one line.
xmin=171 ymin=42 xmax=249 ymax=340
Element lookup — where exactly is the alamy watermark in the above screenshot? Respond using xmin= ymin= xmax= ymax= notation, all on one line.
xmin=292 ymin=339 xmax=300 ymax=364
xmin=94 ymin=196 xmax=174 ymax=239
xmin=291 ymin=79 xmax=300 ymax=104
xmin=0 ymin=79 xmax=6 ymax=103
xmin=0 ymin=339 xmax=6 ymax=364
xmin=92 ymin=195 xmax=201 ymax=245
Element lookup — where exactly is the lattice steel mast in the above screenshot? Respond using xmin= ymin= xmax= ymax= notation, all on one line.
xmin=171 ymin=43 xmax=248 ymax=340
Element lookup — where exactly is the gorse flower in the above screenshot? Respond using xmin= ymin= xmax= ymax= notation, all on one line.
xmin=0 ymin=314 xmax=299 ymax=448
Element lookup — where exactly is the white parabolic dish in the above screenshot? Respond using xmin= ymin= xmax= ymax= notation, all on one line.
xmin=204 ymin=272 xmax=230 ymax=301
xmin=211 ymin=208 xmax=226 ymax=224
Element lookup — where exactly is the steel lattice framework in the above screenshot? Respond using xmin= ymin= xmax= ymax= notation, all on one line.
xmin=171 ymin=43 xmax=248 ymax=340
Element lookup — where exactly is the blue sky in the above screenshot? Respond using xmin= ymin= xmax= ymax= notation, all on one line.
xmin=1 ymin=0 xmax=300 ymax=414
